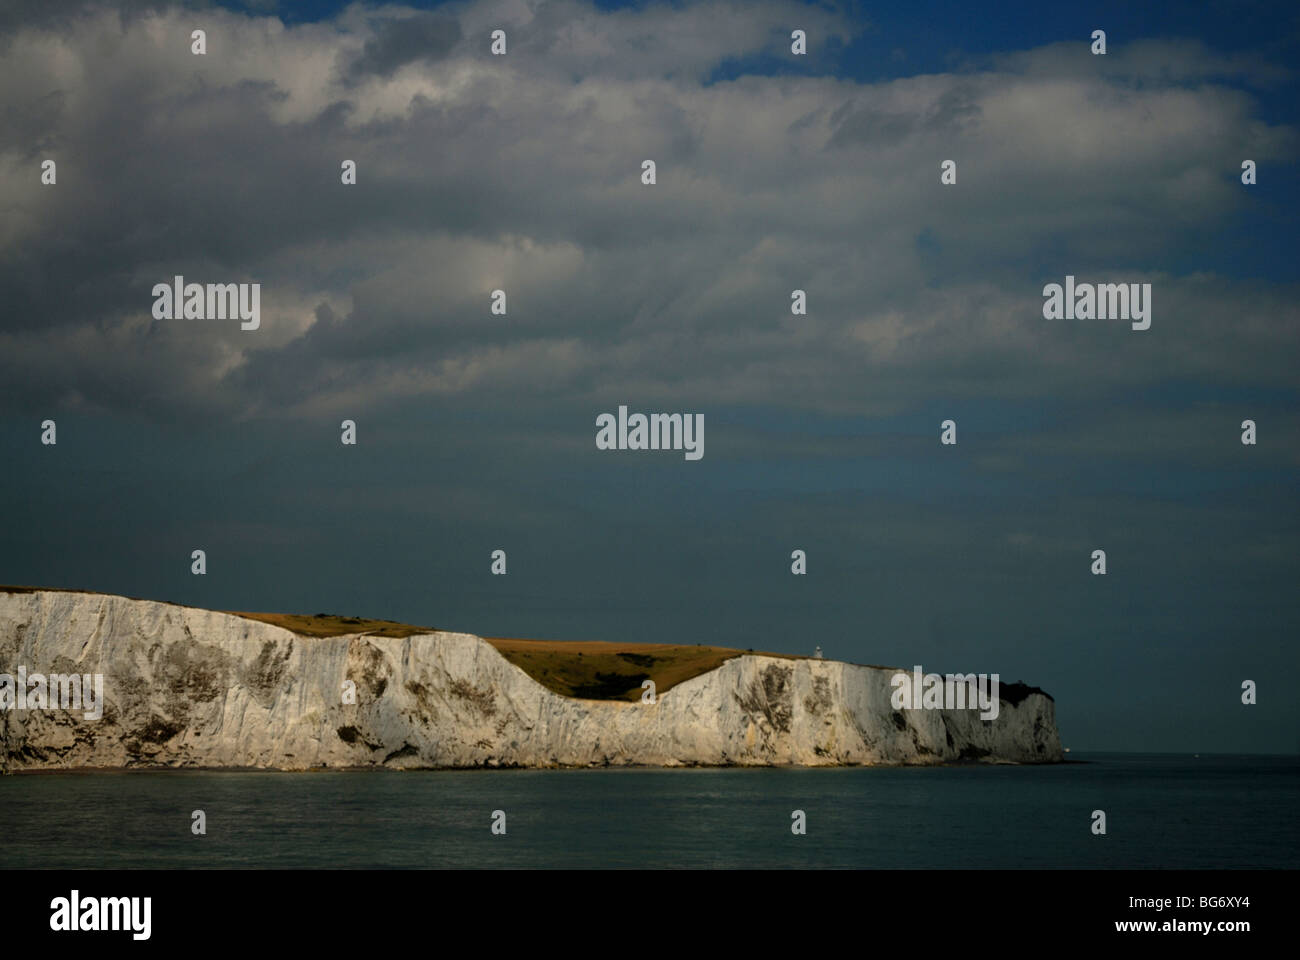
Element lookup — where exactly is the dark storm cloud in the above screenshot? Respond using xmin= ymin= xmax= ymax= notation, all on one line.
xmin=344 ymin=11 xmax=462 ymax=80
xmin=0 ymin=0 xmax=100 ymax=37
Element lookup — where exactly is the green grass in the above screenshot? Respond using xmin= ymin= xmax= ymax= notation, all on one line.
xmin=1 ymin=586 xmax=825 ymax=702
xmin=483 ymin=637 xmax=806 ymax=702
xmin=230 ymin=610 xmax=435 ymax=639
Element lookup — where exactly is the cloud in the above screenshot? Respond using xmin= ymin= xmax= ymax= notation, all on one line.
xmin=0 ymin=0 xmax=1295 ymax=448
xmin=345 ymin=10 xmax=462 ymax=80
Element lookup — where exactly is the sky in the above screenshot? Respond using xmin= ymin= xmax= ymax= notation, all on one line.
xmin=1 ymin=0 xmax=1297 ymax=753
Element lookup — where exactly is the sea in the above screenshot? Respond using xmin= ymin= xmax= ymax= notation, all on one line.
xmin=1 ymin=753 xmax=1295 ymax=869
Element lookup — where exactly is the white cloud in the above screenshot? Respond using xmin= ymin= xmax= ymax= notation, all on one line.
xmin=0 ymin=0 xmax=1295 ymax=434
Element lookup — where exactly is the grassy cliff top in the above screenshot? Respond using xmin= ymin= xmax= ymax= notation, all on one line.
xmin=233 ymin=612 xmax=804 ymax=701
xmin=0 ymin=586 xmax=804 ymax=703
xmin=484 ymin=636 xmax=804 ymax=701
xmin=231 ymin=610 xmax=435 ymax=639
xmin=1 ymin=587 xmax=1049 ymax=705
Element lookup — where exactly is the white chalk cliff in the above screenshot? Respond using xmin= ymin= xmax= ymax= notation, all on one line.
xmin=0 ymin=590 xmax=1062 ymax=770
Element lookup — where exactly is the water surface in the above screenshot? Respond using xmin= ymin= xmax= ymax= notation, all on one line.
xmin=2 ymin=753 xmax=1294 ymax=868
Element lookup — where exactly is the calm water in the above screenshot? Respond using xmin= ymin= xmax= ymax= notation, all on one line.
xmin=1 ymin=753 xmax=1295 ymax=868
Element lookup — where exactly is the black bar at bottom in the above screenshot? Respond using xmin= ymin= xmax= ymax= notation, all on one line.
xmin=3 ymin=869 xmax=1281 ymax=946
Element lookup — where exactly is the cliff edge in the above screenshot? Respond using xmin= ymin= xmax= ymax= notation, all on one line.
xmin=0 ymin=589 xmax=1063 ymax=770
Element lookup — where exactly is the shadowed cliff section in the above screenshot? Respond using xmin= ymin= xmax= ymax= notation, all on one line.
xmin=231 ymin=611 xmax=809 ymax=701
xmin=483 ymin=637 xmax=808 ymax=701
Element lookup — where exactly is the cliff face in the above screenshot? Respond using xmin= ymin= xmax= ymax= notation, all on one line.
xmin=0 ymin=590 xmax=1062 ymax=770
